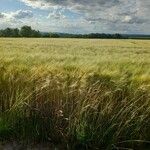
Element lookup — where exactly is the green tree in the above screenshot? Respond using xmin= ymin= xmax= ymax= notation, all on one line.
xmin=31 ymin=30 xmax=41 ymax=37
xmin=0 ymin=30 xmax=3 ymax=37
xmin=3 ymin=28 xmax=13 ymax=37
xmin=49 ymin=33 xmax=60 ymax=38
xmin=12 ymin=28 xmax=20 ymax=37
xmin=20 ymin=26 xmax=32 ymax=37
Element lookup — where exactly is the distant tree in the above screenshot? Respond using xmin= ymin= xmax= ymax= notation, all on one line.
xmin=31 ymin=30 xmax=41 ymax=37
xmin=12 ymin=28 xmax=20 ymax=37
xmin=114 ymin=33 xmax=122 ymax=39
xmin=20 ymin=26 xmax=32 ymax=37
xmin=42 ymin=33 xmax=50 ymax=38
xmin=2 ymin=28 xmax=13 ymax=37
xmin=0 ymin=26 xmax=124 ymax=39
xmin=49 ymin=33 xmax=60 ymax=38
xmin=0 ymin=28 xmax=20 ymax=37
xmin=0 ymin=30 xmax=4 ymax=37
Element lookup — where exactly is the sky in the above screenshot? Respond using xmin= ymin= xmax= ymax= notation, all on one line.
xmin=0 ymin=0 xmax=149 ymax=34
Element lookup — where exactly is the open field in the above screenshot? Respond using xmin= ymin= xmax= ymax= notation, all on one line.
xmin=0 ymin=38 xmax=150 ymax=149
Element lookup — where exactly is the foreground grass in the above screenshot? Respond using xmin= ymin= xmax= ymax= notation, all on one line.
xmin=0 ymin=38 xmax=150 ymax=149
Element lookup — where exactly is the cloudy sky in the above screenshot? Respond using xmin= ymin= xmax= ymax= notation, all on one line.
xmin=0 ymin=0 xmax=149 ymax=34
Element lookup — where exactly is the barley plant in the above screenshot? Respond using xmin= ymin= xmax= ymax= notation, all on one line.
xmin=0 ymin=38 xmax=150 ymax=149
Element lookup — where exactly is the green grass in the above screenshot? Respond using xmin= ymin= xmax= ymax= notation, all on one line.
xmin=0 ymin=38 xmax=150 ymax=149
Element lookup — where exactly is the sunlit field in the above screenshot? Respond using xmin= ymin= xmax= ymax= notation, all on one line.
xmin=0 ymin=38 xmax=150 ymax=149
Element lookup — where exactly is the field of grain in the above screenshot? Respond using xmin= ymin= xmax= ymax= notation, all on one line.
xmin=0 ymin=38 xmax=150 ymax=149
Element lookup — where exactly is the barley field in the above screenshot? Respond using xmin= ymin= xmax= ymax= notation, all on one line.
xmin=0 ymin=38 xmax=150 ymax=149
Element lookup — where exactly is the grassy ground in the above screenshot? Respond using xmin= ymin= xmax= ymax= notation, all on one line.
xmin=0 ymin=38 xmax=150 ymax=149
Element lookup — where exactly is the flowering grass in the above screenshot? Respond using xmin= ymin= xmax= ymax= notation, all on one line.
xmin=0 ymin=38 xmax=150 ymax=149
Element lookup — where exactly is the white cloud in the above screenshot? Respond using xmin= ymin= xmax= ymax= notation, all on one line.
xmin=1 ymin=0 xmax=150 ymax=33
xmin=123 ymin=16 xmax=132 ymax=23
xmin=0 ymin=13 xmax=4 ymax=18
xmin=12 ymin=10 xmax=33 ymax=19
xmin=20 ymin=0 xmax=150 ymax=29
xmin=47 ymin=10 xmax=66 ymax=20
xmin=0 ymin=10 xmax=33 ymax=21
xmin=20 ymin=0 xmax=52 ymax=9
xmin=0 ymin=10 xmax=34 ymax=29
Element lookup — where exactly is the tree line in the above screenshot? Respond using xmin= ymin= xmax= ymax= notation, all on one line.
xmin=0 ymin=26 xmax=124 ymax=39
xmin=0 ymin=26 xmax=41 ymax=37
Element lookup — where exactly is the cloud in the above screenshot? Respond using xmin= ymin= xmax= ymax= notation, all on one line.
xmin=0 ymin=13 xmax=4 ymax=19
xmin=86 ymin=14 xmax=148 ymax=25
xmin=0 ymin=10 xmax=33 ymax=21
xmin=18 ymin=0 xmax=150 ymax=33
xmin=20 ymin=0 xmax=149 ymax=23
xmin=1 ymin=0 xmax=150 ymax=33
xmin=122 ymin=16 xmax=148 ymax=24
xmin=0 ymin=10 xmax=34 ymax=30
xmin=47 ymin=9 xmax=66 ymax=20
xmin=12 ymin=10 xmax=33 ymax=19
xmin=20 ymin=0 xmax=121 ymax=11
